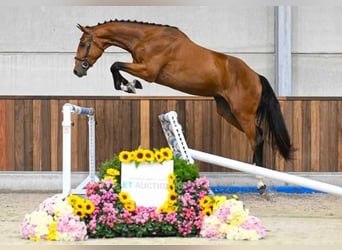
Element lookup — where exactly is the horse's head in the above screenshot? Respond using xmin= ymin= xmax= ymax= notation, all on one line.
xmin=73 ymin=24 xmax=105 ymax=77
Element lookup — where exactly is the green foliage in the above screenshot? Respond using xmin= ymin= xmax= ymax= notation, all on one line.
xmin=98 ymin=155 xmax=121 ymax=180
xmin=173 ymin=157 xmax=200 ymax=182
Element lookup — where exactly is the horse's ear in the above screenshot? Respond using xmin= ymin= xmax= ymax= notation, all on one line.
xmin=77 ymin=24 xmax=87 ymax=33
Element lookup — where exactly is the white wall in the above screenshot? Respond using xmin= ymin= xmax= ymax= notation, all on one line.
xmin=1 ymin=6 xmax=341 ymax=96
xmin=292 ymin=6 xmax=342 ymax=96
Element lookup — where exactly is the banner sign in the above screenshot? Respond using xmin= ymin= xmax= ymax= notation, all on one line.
xmin=121 ymin=160 xmax=173 ymax=207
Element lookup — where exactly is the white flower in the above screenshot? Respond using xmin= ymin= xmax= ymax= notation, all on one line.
xmin=52 ymin=200 xmax=73 ymax=217
xmin=27 ymin=210 xmax=53 ymax=236
xmin=225 ymin=226 xmax=259 ymax=240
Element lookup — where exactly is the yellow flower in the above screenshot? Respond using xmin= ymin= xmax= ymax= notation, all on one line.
xmin=133 ymin=148 xmax=145 ymax=163
xmin=106 ymin=168 xmax=120 ymax=176
xmin=167 ymin=183 xmax=175 ymax=193
xmin=158 ymin=200 xmax=177 ymax=214
xmin=68 ymin=194 xmax=81 ymax=207
xmin=167 ymin=191 xmax=178 ymax=204
xmin=103 ymin=175 xmax=117 ymax=183
xmin=119 ymin=150 xmax=133 ymax=163
xmin=202 ymin=207 xmax=213 ymax=216
xmin=123 ymin=200 xmax=136 ymax=212
xmin=167 ymin=173 xmax=176 ymax=183
xmin=227 ymin=202 xmax=249 ymax=226
xmin=154 ymin=151 xmax=164 ymax=163
xmin=74 ymin=207 xmax=86 ymax=219
xmin=165 ymin=204 xmax=178 ymax=213
xmin=157 ymin=206 xmax=166 ymax=214
xmin=118 ymin=191 xmax=131 ymax=203
xmin=143 ymin=149 xmax=155 ymax=162
xmin=160 ymin=147 xmax=173 ymax=161
xmin=199 ymin=196 xmax=213 ymax=208
xmin=46 ymin=221 xmax=57 ymax=241
xmin=84 ymin=199 xmax=95 ymax=215
xmin=213 ymin=195 xmax=227 ymax=211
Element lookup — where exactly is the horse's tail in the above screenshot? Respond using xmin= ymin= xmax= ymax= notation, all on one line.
xmin=256 ymin=74 xmax=293 ymax=160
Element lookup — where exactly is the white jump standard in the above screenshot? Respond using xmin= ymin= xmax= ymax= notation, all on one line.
xmin=159 ymin=111 xmax=342 ymax=196
xmin=62 ymin=103 xmax=98 ymax=195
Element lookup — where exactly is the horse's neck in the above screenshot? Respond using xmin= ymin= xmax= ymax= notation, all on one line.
xmin=98 ymin=23 xmax=145 ymax=52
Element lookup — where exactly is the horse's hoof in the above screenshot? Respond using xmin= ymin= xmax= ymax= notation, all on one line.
xmin=133 ymin=79 xmax=143 ymax=89
xmin=258 ymin=184 xmax=267 ymax=195
xmin=126 ymin=85 xmax=136 ymax=94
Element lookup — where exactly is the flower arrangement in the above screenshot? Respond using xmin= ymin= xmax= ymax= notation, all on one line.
xmin=82 ymin=147 xmax=210 ymax=238
xmin=199 ymin=195 xmax=266 ymax=240
xmin=20 ymin=146 xmax=267 ymax=241
xmin=20 ymin=194 xmax=93 ymax=241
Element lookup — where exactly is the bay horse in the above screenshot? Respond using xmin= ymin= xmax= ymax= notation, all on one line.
xmin=73 ymin=20 xmax=293 ymax=192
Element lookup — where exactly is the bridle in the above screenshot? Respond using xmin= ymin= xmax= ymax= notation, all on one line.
xmin=74 ymin=27 xmax=104 ymax=70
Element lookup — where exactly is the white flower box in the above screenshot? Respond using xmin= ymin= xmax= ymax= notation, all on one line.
xmin=121 ymin=160 xmax=174 ymax=207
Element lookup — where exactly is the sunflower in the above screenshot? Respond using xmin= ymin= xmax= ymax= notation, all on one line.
xmin=119 ymin=150 xmax=133 ymax=163
xmin=123 ymin=200 xmax=136 ymax=212
xmin=157 ymin=206 xmax=166 ymax=214
xmin=118 ymin=191 xmax=131 ymax=204
xmin=143 ymin=149 xmax=155 ymax=162
xmin=84 ymin=199 xmax=95 ymax=215
xmin=199 ymin=196 xmax=213 ymax=208
xmin=202 ymin=207 xmax=213 ymax=216
xmin=167 ymin=173 xmax=176 ymax=183
xmin=160 ymin=147 xmax=173 ymax=161
xmin=167 ymin=183 xmax=175 ymax=192
xmin=133 ymin=148 xmax=145 ymax=163
xmin=154 ymin=151 xmax=164 ymax=163
xmin=169 ymin=204 xmax=178 ymax=213
xmin=167 ymin=191 xmax=178 ymax=204
xmin=68 ymin=194 xmax=81 ymax=207
xmin=74 ymin=207 xmax=86 ymax=218
xmin=161 ymin=200 xmax=178 ymax=213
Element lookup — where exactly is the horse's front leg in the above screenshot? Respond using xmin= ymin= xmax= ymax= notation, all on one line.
xmin=110 ymin=62 xmax=143 ymax=93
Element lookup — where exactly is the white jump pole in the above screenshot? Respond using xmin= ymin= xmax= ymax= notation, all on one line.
xmin=159 ymin=111 xmax=342 ymax=196
xmin=62 ymin=103 xmax=98 ymax=196
xmin=189 ymin=149 xmax=342 ymax=196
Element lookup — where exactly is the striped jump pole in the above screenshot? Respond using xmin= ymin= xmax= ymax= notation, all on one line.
xmin=62 ymin=103 xmax=98 ymax=196
xmin=159 ymin=111 xmax=342 ymax=196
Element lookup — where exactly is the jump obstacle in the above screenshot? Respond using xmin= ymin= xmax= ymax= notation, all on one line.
xmin=159 ymin=111 xmax=342 ymax=196
xmin=61 ymin=106 xmax=342 ymax=196
xmin=62 ymin=103 xmax=98 ymax=195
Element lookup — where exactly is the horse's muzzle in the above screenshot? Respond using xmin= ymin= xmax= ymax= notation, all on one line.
xmin=73 ymin=66 xmax=87 ymax=77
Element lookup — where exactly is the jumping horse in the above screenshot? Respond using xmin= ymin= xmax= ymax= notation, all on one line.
xmin=73 ymin=20 xmax=293 ymax=193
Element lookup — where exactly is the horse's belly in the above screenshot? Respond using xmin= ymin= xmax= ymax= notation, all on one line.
xmin=156 ymin=70 xmax=220 ymax=96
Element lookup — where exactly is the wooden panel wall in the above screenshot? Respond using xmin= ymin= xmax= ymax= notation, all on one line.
xmin=0 ymin=96 xmax=342 ymax=173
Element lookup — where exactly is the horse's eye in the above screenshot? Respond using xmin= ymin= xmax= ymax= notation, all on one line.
xmin=79 ymin=42 xmax=86 ymax=48
xmin=81 ymin=61 xmax=89 ymax=69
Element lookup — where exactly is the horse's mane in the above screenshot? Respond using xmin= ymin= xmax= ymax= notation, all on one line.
xmin=90 ymin=19 xmax=179 ymax=30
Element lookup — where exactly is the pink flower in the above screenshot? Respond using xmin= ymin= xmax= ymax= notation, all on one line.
xmin=240 ymin=216 xmax=266 ymax=239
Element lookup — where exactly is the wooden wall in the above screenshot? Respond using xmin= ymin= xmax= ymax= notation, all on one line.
xmin=0 ymin=96 xmax=342 ymax=173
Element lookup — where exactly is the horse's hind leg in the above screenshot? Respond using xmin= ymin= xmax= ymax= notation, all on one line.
xmin=253 ymin=126 xmax=264 ymax=166
xmin=214 ymin=96 xmax=244 ymax=131
xmin=253 ymin=126 xmax=267 ymax=194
